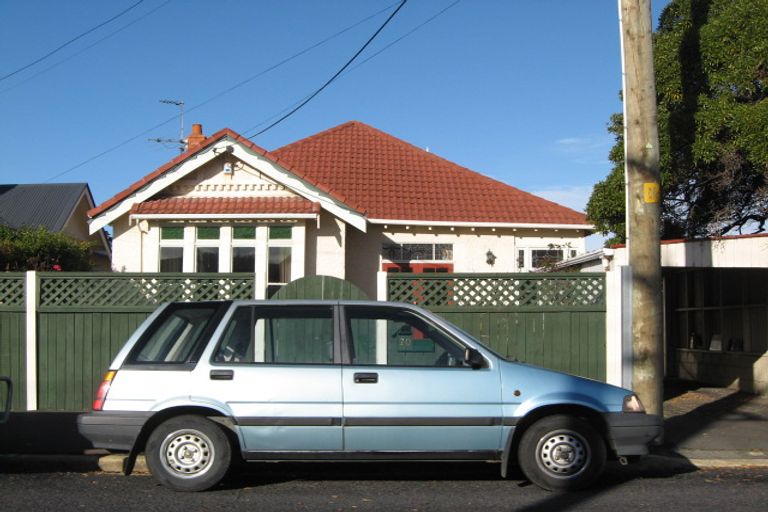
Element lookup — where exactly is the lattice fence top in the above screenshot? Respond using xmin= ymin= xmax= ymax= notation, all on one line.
xmin=39 ymin=273 xmax=255 ymax=309
xmin=0 ymin=275 xmax=25 ymax=308
xmin=388 ymin=273 xmax=605 ymax=309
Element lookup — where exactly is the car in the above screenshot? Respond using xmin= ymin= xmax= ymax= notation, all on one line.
xmin=78 ymin=300 xmax=661 ymax=492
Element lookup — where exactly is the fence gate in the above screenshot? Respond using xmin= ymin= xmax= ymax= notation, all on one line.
xmin=388 ymin=273 xmax=606 ymax=381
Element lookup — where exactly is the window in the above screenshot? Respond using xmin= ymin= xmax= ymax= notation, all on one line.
xmin=160 ymin=247 xmax=183 ymax=272
xmin=196 ymin=226 xmax=220 ymax=272
xmin=232 ymin=247 xmax=255 ymax=272
xmin=269 ymin=225 xmax=292 ymax=240
xmin=129 ymin=304 xmax=219 ymax=364
xmin=196 ymin=247 xmax=219 ymax=272
xmin=267 ymin=247 xmax=291 ymax=297
xmin=532 ymin=249 xmax=563 ymax=269
xmin=345 ymin=306 xmax=468 ymax=367
xmin=160 ymin=226 xmax=184 ymax=240
xmin=382 ymin=243 xmax=453 ymax=262
xmin=517 ymin=249 xmax=526 ymax=269
xmin=160 ymin=225 xmax=185 ymax=272
xmin=233 ymin=226 xmax=255 ymax=240
xmin=213 ymin=306 xmax=334 ymax=364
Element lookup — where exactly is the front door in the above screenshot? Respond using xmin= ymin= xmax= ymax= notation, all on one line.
xmin=340 ymin=305 xmax=502 ymax=455
xmin=196 ymin=304 xmax=343 ymax=453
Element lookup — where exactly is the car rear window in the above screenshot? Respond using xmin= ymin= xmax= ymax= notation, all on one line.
xmin=128 ymin=304 xmax=220 ymax=364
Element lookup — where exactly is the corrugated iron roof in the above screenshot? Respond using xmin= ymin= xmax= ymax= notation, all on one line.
xmin=0 ymin=183 xmax=89 ymax=231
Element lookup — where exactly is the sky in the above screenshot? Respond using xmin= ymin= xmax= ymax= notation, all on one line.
xmin=0 ymin=0 xmax=671 ymax=248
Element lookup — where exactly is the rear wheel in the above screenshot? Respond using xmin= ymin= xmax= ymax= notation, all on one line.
xmin=146 ymin=415 xmax=232 ymax=492
xmin=518 ymin=414 xmax=606 ymax=491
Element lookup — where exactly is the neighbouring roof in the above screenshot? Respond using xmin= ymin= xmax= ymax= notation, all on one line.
xmin=90 ymin=121 xmax=589 ymax=228
xmin=131 ymin=196 xmax=321 ymax=215
xmin=0 ymin=183 xmax=90 ymax=231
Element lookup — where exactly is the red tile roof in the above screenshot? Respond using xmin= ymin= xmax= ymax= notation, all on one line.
xmin=272 ymin=121 xmax=588 ymax=225
xmin=90 ymin=121 xmax=588 ymax=227
xmin=130 ymin=197 xmax=320 ymax=215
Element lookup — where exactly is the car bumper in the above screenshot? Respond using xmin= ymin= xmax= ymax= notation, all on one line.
xmin=77 ymin=411 xmax=152 ymax=451
xmin=603 ymin=412 xmax=663 ymax=456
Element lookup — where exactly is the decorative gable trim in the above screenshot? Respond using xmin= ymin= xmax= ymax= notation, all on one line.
xmin=88 ymin=135 xmax=368 ymax=234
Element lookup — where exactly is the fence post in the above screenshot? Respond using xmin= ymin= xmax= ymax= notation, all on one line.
xmin=377 ymin=271 xmax=387 ymax=301
xmin=24 ymin=270 xmax=37 ymax=411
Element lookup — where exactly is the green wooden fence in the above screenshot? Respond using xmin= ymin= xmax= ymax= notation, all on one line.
xmin=0 ymin=274 xmax=26 ymax=412
xmin=388 ymin=273 xmax=606 ymax=381
xmin=1 ymin=271 xmax=607 ymax=411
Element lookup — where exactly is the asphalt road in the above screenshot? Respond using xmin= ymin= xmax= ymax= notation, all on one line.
xmin=1 ymin=459 xmax=767 ymax=511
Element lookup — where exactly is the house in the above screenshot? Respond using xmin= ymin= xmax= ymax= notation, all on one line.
xmin=556 ymin=234 xmax=768 ymax=394
xmin=88 ymin=121 xmax=592 ymax=298
xmin=0 ymin=183 xmax=111 ymax=270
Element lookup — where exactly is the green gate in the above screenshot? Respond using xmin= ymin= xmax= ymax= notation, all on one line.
xmin=388 ymin=273 xmax=606 ymax=381
xmin=271 ymin=275 xmax=369 ymax=300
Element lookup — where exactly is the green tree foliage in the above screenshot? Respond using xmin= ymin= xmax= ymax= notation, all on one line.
xmin=587 ymin=0 xmax=768 ymax=243
xmin=0 ymin=225 xmax=91 ymax=271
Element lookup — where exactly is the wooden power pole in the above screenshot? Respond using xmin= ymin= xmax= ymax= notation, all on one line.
xmin=619 ymin=0 xmax=663 ymax=417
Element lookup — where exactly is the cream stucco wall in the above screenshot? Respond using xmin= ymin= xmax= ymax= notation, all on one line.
xmin=345 ymin=224 xmax=588 ymax=299
xmin=305 ymin=211 xmax=346 ymax=279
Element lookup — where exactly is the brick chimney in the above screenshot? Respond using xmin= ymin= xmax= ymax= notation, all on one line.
xmin=186 ymin=123 xmax=205 ymax=150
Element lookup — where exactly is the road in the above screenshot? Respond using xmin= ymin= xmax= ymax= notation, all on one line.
xmin=1 ymin=458 xmax=766 ymax=511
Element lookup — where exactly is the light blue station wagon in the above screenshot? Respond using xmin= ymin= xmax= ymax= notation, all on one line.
xmin=79 ymin=300 xmax=662 ymax=491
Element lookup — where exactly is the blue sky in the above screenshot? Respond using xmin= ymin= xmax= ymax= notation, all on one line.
xmin=0 ymin=1 xmax=670 ymax=247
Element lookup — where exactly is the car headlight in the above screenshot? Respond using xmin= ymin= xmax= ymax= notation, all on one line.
xmin=622 ymin=393 xmax=646 ymax=413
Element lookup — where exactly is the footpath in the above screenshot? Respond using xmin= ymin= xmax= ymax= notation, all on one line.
xmin=0 ymin=380 xmax=766 ymax=475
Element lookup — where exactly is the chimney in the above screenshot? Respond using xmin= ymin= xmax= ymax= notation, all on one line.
xmin=186 ymin=123 xmax=205 ymax=150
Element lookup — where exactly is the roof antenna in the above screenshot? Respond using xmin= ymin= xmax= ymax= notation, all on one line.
xmin=148 ymin=99 xmax=185 ymax=153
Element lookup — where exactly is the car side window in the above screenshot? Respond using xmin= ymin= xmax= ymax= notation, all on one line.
xmin=129 ymin=304 xmax=219 ymax=364
xmin=213 ymin=306 xmax=334 ymax=364
xmin=345 ymin=306 xmax=467 ymax=367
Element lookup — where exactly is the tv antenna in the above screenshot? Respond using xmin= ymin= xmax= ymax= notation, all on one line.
xmin=148 ymin=99 xmax=185 ymax=153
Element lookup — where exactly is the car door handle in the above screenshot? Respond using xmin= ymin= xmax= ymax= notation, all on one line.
xmin=354 ymin=372 xmax=378 ymax=384
xmin=210 ymin=369 xmax=234 ymax=380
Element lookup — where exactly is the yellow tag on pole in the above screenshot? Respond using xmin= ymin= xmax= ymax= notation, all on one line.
xmin=643 ymin=182 xmax=660 ymax=203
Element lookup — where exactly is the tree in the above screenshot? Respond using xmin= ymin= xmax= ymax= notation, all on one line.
xmin=587 ymin=0 xmax=768 ymax=243
xmin=0 ymin=225 xmax=91 ymax=271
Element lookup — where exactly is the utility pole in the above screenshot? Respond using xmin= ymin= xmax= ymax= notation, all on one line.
xmin=619 ymin=0 xmax=663 ymax=417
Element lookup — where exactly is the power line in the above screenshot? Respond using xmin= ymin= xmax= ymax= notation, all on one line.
xmin=0 ymin=0 xmax=146 ymax=83
xmin=248 ymin=0 xmax=409 ymax=138
xmin=0 ymin=0 xmax=171 ymax=96
xmin=243 ymin=0 xmax=460 ymax=136
xmin=43 ymin=2 xmax=401 ymax=182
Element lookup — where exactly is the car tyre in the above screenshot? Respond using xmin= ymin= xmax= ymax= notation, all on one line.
xmin=146 ymin=415 xmax=232 ymax=492
xmin=518 ymin=414 xmax=606 ymax=491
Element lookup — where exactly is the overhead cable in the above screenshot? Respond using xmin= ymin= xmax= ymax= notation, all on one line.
xmin=0 ymin=0 xmax=146 ymax=83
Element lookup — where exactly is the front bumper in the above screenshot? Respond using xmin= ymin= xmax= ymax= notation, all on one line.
xmin=77 ymin=411 xmax=152 ymax=451
xmin=603 ymin=412 xmax=663 ymax=456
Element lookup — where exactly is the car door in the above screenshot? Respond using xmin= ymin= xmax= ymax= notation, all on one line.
xmin=340 ymin=304 xmax=503 ymax=456
xmin=194 ymin=304 xmax=343 ymax=454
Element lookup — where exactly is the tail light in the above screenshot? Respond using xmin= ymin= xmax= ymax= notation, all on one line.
xmin=92 ymin=371 xmax=116 ymax=411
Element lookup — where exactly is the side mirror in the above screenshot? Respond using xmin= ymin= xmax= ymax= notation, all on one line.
xmin=464 ymin=348 xmax=485 ymax=370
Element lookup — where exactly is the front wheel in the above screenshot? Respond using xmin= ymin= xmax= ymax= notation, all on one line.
xmin=146 ymin=415 xmax=232 ymax=492
xmin=517 ymin=414 xmax=606 ymax=491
